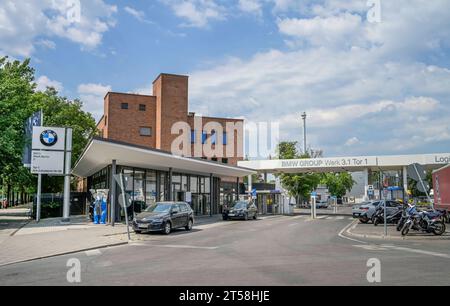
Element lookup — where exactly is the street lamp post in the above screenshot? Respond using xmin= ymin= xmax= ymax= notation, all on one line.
xmin=301 ymin=112 xmax=307 ymax=154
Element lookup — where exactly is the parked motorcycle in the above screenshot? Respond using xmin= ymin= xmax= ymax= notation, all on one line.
xmin=397 ymin=204 xmax=413 ymax=231
xmin=373 ymin=205 xmax=403 ymax=226
xmin=401 ymin=207 xmax=446 ymax=236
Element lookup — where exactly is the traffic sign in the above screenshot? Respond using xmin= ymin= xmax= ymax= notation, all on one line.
xmin=407 ymin=163 xmax=426 ymax=181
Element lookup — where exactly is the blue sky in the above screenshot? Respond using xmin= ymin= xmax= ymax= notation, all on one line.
xmin=1 ymin=0 xmax=450 ymax=158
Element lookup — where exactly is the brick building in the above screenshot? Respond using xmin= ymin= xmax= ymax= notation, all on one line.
xmin=96 ymin=73 xmax=243 ymax=166
xmin=73 ymin=73 xmax=252 ymax=220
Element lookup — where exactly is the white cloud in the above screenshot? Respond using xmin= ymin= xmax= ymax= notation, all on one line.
xmin=278 ymin=13 xmax=363 ymax=48
xmin=238 ymin=0 xmax=264 ymax=17
xmin=188 ymin=48 xmax=450 ymax=156
xmin=35 ymin=75 xmax=64 ymax=92
xmin=345 ymin=137 xmax=360 ymax=146
xmin=180 ymin=0 xmax=450 ymax=156
xmin=161 ymin=0 xmax=226 ymax=28
xmin=0 ymin=0 xmax=117 ymax=57
xmin=78 ymin=83 xmax=112 ymax=121
xmin=124 ymin=6 xmax=153 ymax=24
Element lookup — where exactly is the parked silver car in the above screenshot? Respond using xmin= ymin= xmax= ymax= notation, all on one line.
xmin=316 ymin=200 xmax=329 ymax=209
xmin=353 ymin=200 xmax=402 ymax=223
xmin=352 ymin=201 xmax=380 ymax=223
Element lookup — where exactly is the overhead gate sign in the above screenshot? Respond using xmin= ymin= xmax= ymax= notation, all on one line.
xmin=31 ymin=127 xmax=66 ymax=175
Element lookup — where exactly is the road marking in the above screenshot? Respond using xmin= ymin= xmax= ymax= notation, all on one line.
xmin=292 ymin=215 xmax=305 ymax=219
xmin=381 ymin=245 xmax=450 ymax=259
xmin=152 ymin=244 xmax=219 ymax=250
xmin=353 ymin=245 xmax=389 ymax=251
xmin=335 ymin=216 xmax=345 ymax=220
xmin=85 ymin=249 xmax=102 ymax=257
xmin=338 ymin=220 xmax=368 ymax=244
xmin=288 ymin=223 xmax=299 ymax=227
xmin=317 ymin=216 xmax=327 ymax=219
xmin=97 ymin=261 xmax=113 ymax=267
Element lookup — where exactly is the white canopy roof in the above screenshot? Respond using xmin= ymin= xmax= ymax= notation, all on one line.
xmin=239 ymin=153 xmax=450 ymax=173
xmin=73 ymin=138 xmax=255 ymax=178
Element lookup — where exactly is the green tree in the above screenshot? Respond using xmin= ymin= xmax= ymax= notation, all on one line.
xmin=0 ymin=57 xmax=97 ymax=198
xmin=276 ymin=142 xmax=321 ymax=204
xmin=0 ymin=57 xmax=36 ymax=203
xmin=33 ymin=88 xmax=97 ymax=192
xmin=321 ymin=172 xmax=355 ymax=198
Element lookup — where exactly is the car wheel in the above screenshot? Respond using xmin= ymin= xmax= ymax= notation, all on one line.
xmin=163 ymin=222 xmax=172 ymax=235
xmin=185 ymin=219 xmax=193 ymax=231
xmin=359 ymin=216 xmax=369 ymax=224
xmin=223 ymin=215 xmax=228 ymax=221
xmin=253 ymin=213 xmax=257 ymax=220
xmin=134 ymin=230 xmax=142 ymax=234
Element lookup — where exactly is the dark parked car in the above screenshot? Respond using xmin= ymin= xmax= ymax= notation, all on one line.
xmin=223 ymin=201 xmax=258 ymax=221
xmin=133 ymin=202 xmax=194 ymax=235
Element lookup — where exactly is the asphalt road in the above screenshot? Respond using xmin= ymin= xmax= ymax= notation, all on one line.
xmin=1 ymin=215 xmax=450 ymax=286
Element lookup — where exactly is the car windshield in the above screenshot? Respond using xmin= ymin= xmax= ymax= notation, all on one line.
xmin=145 ymin=203 xmax=172 ymax=213
xmin=232 ymin=202 xmax=248 ymax=209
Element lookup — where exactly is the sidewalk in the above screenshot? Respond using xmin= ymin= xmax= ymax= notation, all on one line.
xmin=0 ymin=216 xmax=128 ymax=267
xmin=0 ymin=208 xmax=31 ymax=217
xmin=346 ymin=220 xmax=450 ymax=240
xmin=0 ymin=214 xmax=232 ymax=267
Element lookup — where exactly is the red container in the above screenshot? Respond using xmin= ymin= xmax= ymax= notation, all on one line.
xmin=433 ymin=164 xmax=450 ymax=210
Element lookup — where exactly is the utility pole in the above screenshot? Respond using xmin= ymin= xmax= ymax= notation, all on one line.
xmin=301 ymin=112 xmax=307 ymax=154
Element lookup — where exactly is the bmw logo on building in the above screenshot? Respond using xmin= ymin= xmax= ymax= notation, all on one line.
xmin=40 ymin=130 xmax=58 ymax=147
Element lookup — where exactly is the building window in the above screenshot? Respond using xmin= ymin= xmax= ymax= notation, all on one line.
xmin=212 ymin=157 xmax=218 ymax=162
xmin=121 ymin=103 xmax=129 ymax=110
xmin=202 ymin=131 xmax=207 ymax=144
xmin=140 ymin=127 xmax=152 ymax=137
xmin=139 ymin=104 xmax=146 ymax=111
xmin=223 ymin=132 xmax=227 ymax=145
xmin=191 ymin=130 xmax=196 ymax=144
xmin=222 ymin=158 xmax=229 ymax=164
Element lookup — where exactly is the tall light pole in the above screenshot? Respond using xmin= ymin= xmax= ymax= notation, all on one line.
xmin=301 ymin=112 xmax=307 ymax=154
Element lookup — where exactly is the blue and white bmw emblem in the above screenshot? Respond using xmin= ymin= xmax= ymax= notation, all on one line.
xmin=40 ymin=130 xmax=58 ymax=147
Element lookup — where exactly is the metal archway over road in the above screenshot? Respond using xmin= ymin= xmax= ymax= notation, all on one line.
xmin=238 ymin=153 xmax=450 ymax=174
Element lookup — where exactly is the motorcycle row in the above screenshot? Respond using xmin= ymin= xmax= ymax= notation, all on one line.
xmin=368 ymin=204 xmax=448 ymax=237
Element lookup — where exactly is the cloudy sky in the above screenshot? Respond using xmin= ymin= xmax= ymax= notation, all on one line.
xmin=1 ymin=0 xmax=450 ymax=157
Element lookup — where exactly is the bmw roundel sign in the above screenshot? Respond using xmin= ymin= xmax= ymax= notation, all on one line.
xmin=40 ymin=130 xmax=58 ymax=147
xmin=32 ymin=126 xmax=66 ymax=151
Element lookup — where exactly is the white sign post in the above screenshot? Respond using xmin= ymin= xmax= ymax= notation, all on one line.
xmin=32 ymin=126 xmax=71 ymax=223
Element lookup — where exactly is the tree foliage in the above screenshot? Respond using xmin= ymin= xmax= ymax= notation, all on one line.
xmin=0 ymin=56 xmax=96 ymax=198
xmin=321 ymin=172 xmax=355 ymax=198
xmin=277 ymin=142 xmax=321 ymax=202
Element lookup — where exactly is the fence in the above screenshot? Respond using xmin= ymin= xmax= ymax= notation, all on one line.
xmin=31 ymin=192 xmax=87 ymax=219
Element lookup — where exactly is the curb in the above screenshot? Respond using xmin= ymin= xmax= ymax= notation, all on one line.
xmin=0 ymin=241 xmax=128 ymax=268
xmin=9 ymin=220 xmax=32 ymax=237
xmin=345 ymin=222 xmax=450 ymax=241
